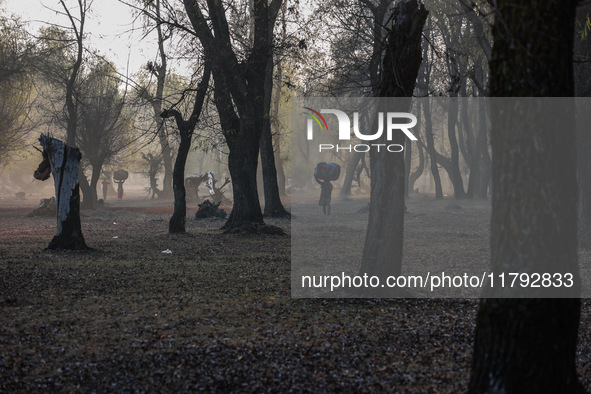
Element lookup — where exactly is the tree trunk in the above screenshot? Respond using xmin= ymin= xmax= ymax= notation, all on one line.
xmin=423 ymin=97 xmax=443 ymax=199
xmin=182 ymin=0 xmax=280 ymax=233
xmin=87 ymin=164 xmax=101 ymax=208
xmin=469 ymin=0 xmax=583 ymax=391
xmin=462 ymin=97 xmax=480 ymax=199
xmin=575 ymin=5 xmax=591 ymax=248
xmin=223 ymin=126 xmax=265 ymax=230
xmin=272 ymin=52 xmax=287 ymax=198
xmin=359 ymin=0 xmax=428 ymax=290
xmin=446 ymin=98 xmax=466 ymax=198
xmin=153 ymin=0 xmax=173 ymax=200
xmin=163 ymin=66 xmax=210 ymax=234
xmin=260 ymin=56 xmax=289 ymax=218
xmin=169 ymin=129 xmax=191 ymax=233
xmin=404 ymin=134 xmax=412 ymax=199
xmin=78 ymin=167 xmax=92 ymax=208
xmin=38 ymin=134 xmax=88 ymax=250
xmin=158 ymin=128 xmax=174 ymax=199
xmin=476 ymin=97 xmax=491 ymax=199
xmin=577 ymin=104 xmax=591 ymax=248
xmin=409 ymin=141 xmax=424 ymax=193
xmin=260 ymin=120 xmax=290 ymax=217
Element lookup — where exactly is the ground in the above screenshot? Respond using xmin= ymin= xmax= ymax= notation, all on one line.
xmin=1 ymin=194 xmax=590 ymax=392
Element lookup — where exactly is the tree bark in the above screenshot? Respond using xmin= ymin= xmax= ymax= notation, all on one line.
xmin=476 ymin=97 xmax=491 ymax=199
xmin=340 ymin=151 xmax=364 ymax=198
xmin=38 ymin=134 xmax=88 ymax=250
xmin=469 ymin=0 xmax=583 ymax=392
xmin=260 ymin=56 xmax=290 ymax=217
xmin=162 ymin=66 xmax=211 ymax=234
xmin=359 ymin=0 xmax=428 ymax=289
xmin=168 ymin=126 xmax=191 ymax=234
xmin=575 ymin=4 xmax=591 ymax=248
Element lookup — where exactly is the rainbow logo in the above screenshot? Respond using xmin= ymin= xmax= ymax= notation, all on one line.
xmin=303 ymin=107 xmax=328 ymax=132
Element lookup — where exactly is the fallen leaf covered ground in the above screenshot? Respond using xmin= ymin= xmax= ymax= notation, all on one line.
xmin=1 ymin=195 xmax=590 ymax=392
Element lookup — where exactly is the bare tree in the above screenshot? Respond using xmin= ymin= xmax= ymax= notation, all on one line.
xmin=182 ymin=0 xmax=283 ymax=232
xmin=161 ymin=64 xmax=211 ymax=233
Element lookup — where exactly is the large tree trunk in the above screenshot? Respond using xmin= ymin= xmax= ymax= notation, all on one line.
xmin=38 ymin=134 xmax=88 ymax=250
xmin=575 ymin=4 xmax=591 ymax=248
xmin=183 ymin=0 xmax=281 ymax=233
xmin=469 ymin=0 xmax=583 ymax=391
xmin=359 ymin=0 xmax=427 ymax=287
xmin=153 ymin=0 xmax=173 ymax=200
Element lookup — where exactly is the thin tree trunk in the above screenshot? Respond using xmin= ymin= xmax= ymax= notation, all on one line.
xmin=447 ymin=98 xmax=466 ymax=198
xmin=404 ymin=134 xmax=412 ymax=199
xmin=169 ymin=129 xmax=191 ymax=233
xmin=340 ymin=151 xmax=364 ymax=198
xmin=163 ymin=66 xmax=211 ymax=234
xmin=183 ymin=0 xmax=281 ymax=233
xmin=260 ymin=57 xmax=289 ymax=218
xmin=423 ymin=97 xmax=443 ymax=199
xmin=224 ymin=127 xmax=265 ymax=230
xmin=476 ymin=97 xmax=491 ymax=198
xmin=463 ymin=98 xmax=480 ymax=198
